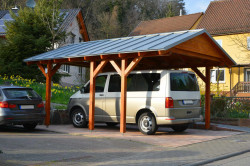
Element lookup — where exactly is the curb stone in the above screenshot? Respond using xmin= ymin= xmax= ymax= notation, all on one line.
xmin=189 ymin=149 xmax=250 ymax=166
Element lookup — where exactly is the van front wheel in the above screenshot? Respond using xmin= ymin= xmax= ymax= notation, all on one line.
xmin=138 ymin=112 xmax=158 ymax=135
xmin=71 ymin=109 xmax=87 ymax=128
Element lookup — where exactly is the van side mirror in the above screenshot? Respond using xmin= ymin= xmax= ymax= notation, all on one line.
xmin=80 ymin=87 xmax=85 ymax=94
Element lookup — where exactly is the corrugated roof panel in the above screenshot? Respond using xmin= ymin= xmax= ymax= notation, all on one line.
xmin=25 ymin=29 xmax=232 ymax=63
xmin=101 ymin=35 xmax=152 ymax=54
xmin=150 ymin=31 xmax=198 ymax=50
xmin=119 ymin=32 xmax=184 ymax=52
xmin=76 ymin=39 xmax=122 ymax=55
xmin=56 ymin=41 xmax=105 ymax=58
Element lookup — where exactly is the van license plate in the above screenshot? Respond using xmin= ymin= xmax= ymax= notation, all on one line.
xmin=183 ymin=100 xmax=193 ymax=105
xmin=20 ymin=105 xmax=34 ymax=109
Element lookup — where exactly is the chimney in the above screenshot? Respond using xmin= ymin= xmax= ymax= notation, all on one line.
xmin=11 ymin=5 xmax=18 ymax=10
xmin=180 ymin=9 xmax=183 ymax=16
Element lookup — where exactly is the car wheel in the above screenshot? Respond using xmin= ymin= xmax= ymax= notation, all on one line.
xmin=23 ymin=123 xmax=37 ymax=130
xmin=106 ymin=122 xmax=118 ymax=127
xmin=138 ymin=112 xmax=158 ymax=135
xmin=71 ymin=108 xmax=87 ymax=128
xmin=171 ymin=124 xmax=189 ymax=132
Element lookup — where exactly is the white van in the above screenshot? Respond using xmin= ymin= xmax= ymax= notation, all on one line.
xmin=67 ymin=70 xmax=202 ymax=135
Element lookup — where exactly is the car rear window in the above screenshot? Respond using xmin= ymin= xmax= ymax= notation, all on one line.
xmin=3 ymin=89 xmax=41 ymax=99
xmin=170 ymin=73 xmax=199 ymax=91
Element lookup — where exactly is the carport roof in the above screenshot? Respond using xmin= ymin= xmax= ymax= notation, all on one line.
xmin=24 ymin=29 xmax=236 ymax=69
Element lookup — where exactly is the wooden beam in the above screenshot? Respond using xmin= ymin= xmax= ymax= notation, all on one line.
xmin=51 ymin=64 xmax=62 ymax=76
xmin=100 ymin=54 xmax=119 ymax=60
xmin=89 ymin=61 xmax=96 ymax=130
xmin=171 ymin=48 xmax=222 ymax=62
xmin=77 ymin=12 xmax=90 ymax=42
xmin=205 ymin=66 xmax=212 ymax=129
xmin=191 ymin=67 xmax=206 ymax=82
xmin=84 ymin=56 xmax=101 ymax=61
xmin=37 ymin=63 xmax=46 ymax=77
xmin=53 ymin=59 xmax=69 ymax=63
xmin=120 ymin=59 xmax=128 ymax=133
xmin=110 ymin=60 xmax=121 ymax=76
xmin=26 ymin=61 xmax=36 ymax=65
xmin=93 ymin=60 xmax=108 ymax=78
xmin=45 ymin=61 xmax=52 ymax=127
xmin=68 ymin=57 xmax=85 ymax=62
xmin=125 ymin=56 xmax=144 ymax=77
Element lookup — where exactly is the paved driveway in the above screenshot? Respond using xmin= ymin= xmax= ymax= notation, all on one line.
xmin=37 ymin=124 xmax=242 ymax=148
xmin=0 ymin=124 xmax=249 ymax=166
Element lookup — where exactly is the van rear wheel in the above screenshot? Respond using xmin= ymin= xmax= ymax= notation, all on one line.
xmin=71 ymin=109 xmax=87 ymax=128
xmin=138 ymin=112 xmax=158 ymax=135
xmin=171 ymin=124 xmax=189 ymax=132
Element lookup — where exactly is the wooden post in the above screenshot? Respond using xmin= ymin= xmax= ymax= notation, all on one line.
xmin=205 ymin=66 xmax=211 ymax=129
xmin=89 ymin=61 xmax=96 ymax=130
xmin=120 ymin=59 xmax=128 ymax=133
xmin=45 ymin=61 xmax=52 ymax=126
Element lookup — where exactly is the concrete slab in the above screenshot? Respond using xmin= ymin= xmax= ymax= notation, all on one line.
xmin=37 ymin=124 xmax=242 ymax=148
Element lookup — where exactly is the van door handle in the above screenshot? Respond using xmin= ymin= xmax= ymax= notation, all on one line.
xmin=99 ymin=94 xmax=104 ymax=96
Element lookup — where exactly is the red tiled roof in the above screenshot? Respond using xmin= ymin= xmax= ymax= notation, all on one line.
xmin=129 ymin=13 xmax=203 ymax=36
xmin=197 ymin=0 xmax=250 ymax=35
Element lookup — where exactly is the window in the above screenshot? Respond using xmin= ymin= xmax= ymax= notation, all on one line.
xmin=78 ymin=67 xmax=83 ymax=75
xmin=84 ymin=75 xmax=107 ymax=93
xmin=62 ymin=65 xmax=70 ymax=73
xmin=79 ymin=37 xmax=83 ymax=43
xmin=210 ymin=68 xmax=225 ymax=83
xmin=170 ymin=73 xmax=199 ymax=91
xmin=3 ymin=89 xmax=40 ymax=99
xmin=108 ymin=73 xmax=160 ymax=92
xmin=247 ymin=37 xmax=250 ymax=50
xmin=70 ymin=33 xmax=76 ymax=44
xmin=215 ymin=39 xmax=222 ymax=47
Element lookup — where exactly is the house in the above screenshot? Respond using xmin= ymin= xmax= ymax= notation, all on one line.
xmin=196 ymin=0 xmax=250 ymax=97
xmin=0 ymin=8 xmax=89 ymax=86
xmin=129 ymin=12 xmax=203 ymax=36
xmin=130 ymin=0 xmax=250 ymax=97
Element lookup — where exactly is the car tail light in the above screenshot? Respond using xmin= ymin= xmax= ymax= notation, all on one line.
xmin=0 ymin=101 xmax=16 ymax=108
xmin=37 ymin=102 xmax=44 ymax=108
xmin=165 ymin=97 xmax=174 ymax=108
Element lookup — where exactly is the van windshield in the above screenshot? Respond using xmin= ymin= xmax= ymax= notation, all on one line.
xmin=170 ymin=73 xmax=199 ymax=91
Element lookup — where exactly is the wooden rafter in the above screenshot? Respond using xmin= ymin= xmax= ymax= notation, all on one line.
xmin=191 ymin=67 xmax=206 ymax=82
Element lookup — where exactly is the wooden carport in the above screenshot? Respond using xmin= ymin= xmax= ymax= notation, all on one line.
xmin=24 ymin=29 xmax=236 ymax=133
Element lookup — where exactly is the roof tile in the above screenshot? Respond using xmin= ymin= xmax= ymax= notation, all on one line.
xmin=197 ymin=0 xmax=250 ymax=35
xmin=129 ymin=13 xmax=203 ymax=36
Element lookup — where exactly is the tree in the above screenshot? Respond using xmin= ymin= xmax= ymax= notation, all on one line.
xmin=35 ymin=0 xmax=66 ymax=50
xmin=0 ymin=0 xmax=66 ymax=82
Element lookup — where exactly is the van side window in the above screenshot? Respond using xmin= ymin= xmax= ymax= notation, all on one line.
xmin=108 ymin=73 xmax=160 ymax=92
xmin=84 ymin=75 xmax=107 ymax=93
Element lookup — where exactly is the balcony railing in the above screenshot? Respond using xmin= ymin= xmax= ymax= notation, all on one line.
xmin=232 ymin=82 xmax=250 ymax=96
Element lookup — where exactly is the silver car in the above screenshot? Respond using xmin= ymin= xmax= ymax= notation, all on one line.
xmin=67 ymin=70 xmax=202 ymax=135
xmin=0 ymin=86 xmax=45 ymax=130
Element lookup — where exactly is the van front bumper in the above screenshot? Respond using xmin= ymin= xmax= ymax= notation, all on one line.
xmin=156 ymin=116 xmax=202 ymax=125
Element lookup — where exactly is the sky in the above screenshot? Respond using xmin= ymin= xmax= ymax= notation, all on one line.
xmin=184 ymin=0 xmax=214 ymax=14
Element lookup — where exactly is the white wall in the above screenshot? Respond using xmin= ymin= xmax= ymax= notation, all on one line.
xmin=59 ymin=16 xmax=86 ymax=86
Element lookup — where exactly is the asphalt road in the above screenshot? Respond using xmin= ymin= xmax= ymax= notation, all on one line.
xmin=0 ymin=125 xmax=250 ymax=166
